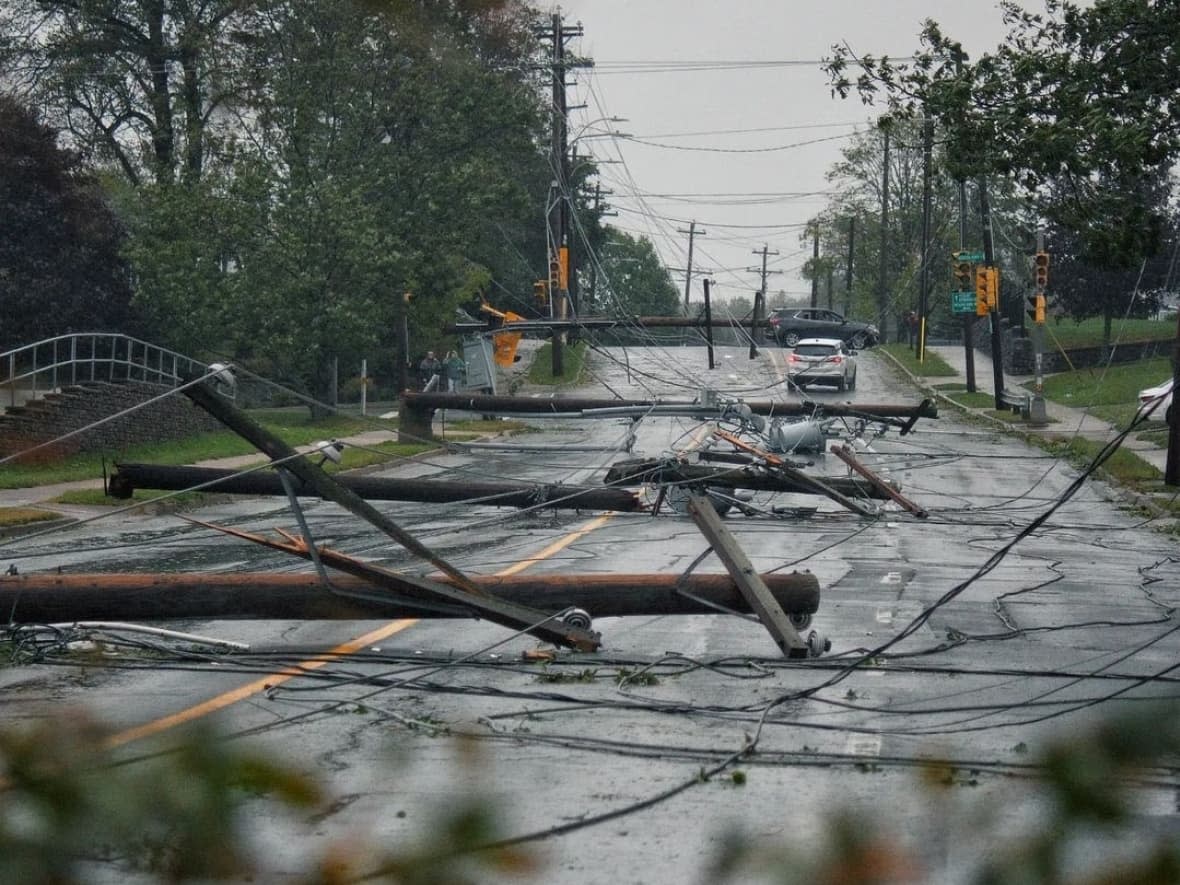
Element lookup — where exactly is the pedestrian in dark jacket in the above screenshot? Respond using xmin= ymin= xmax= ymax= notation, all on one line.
xmin=418 ymin=351 xmax=441 ymax=391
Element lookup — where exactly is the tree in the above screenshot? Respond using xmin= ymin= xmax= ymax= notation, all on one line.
xmin=823 ymin=0 xmax=1180 ymax=266
xmin=0 ymin=0 xmax=255 ymax=186
xmin=592 ymin=228 xmax=682 ymax=318
xmin=0 ymin=95 xmax=136 ymax=350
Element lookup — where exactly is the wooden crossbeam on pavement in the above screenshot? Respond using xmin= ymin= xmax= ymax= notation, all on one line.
xmin=684 ymin=492 xmax=812 ymax=658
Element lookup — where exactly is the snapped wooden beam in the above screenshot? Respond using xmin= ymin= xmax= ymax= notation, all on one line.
xmin=181 ymin=377 xmax=601 ymax=651
xmin=831 ymin=444 xmax=928 ymax=518
xmin=684 ymin=491 xmax=813 ymax=658
xmin=712 ymin=430 xmax=879 ymax=517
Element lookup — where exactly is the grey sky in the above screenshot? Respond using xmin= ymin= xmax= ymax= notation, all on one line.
xmin=552 ymin=1 xmax=1031 ymax=311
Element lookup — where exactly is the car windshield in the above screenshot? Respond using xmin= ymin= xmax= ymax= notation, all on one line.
xmin=793 ymin=344 xmax=837 ymax=357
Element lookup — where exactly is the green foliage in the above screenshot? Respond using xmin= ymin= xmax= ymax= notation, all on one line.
xmin=824 ymin=0 xmax=1180 ymax=264
xmin=591 ymin=228 xmax=683 ymax=317
xmin=0 ymin=97 xmax=137 ymax=349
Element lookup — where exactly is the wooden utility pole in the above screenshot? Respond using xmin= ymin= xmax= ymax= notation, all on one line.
xmin=810 ymin=227 xmax=820 ymax=308
xmin=917 ymin=116 xmax=933 ymax=361
xmin=679 ymin=220 xmax=705 ymax=310
xmin=844 ymin=216 xmax=855 ymax=316
xmin=703 ymin=277 xmax=716 ymax=369
xmin=959 ymin=179 xmax=977 ymax=392
xmin=878 ymin=123 xmax=891 ymax=343
xmin=749 ymin=243 xmax=780 ymax=352
xmin=549 ymin=12 xmax=568 ymax=378
xmin=0 ymin=571 xmax=821 ymax=624
xmin=182 ymin=377 xmax=601 ymax=650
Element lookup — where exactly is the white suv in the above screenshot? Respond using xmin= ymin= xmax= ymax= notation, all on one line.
xmin=786 ymin=338 xmax=858 ymax=391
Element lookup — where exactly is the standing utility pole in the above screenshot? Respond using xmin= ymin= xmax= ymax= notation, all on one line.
xmin=587 ymin=182 xmax=615 ymax=312
xmin=749 ymin=244 xmax=781 ymax=353
xmin=978 ymin=176 xmax=1006 ymax=410
xmin=679 ymin=220 xmax=706 ymax=310
xmin=917 ymin=116 xmax=933 ymax=361
xmin=844 ymin=216 xmax=855 ymax=317
xmin=543 ymin=14 xmax=590 ymax=378
xmin=877 ymin=125 xmax=891 ymax=343
xmin=809 ymin=227 xmax=820 ymax=309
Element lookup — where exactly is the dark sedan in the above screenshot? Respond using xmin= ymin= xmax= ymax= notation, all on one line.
xmin=767 ymin=308 xmax=879 ymax=349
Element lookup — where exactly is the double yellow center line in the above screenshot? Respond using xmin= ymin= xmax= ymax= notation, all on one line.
xmin=104 ymin=513 xmax=616 ymax=749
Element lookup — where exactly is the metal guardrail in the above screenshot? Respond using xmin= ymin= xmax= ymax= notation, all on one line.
xmin=0 ymin=333 xmax=209 ymax=410
xmin=999 ymin=388 xmax=1031 ymax=416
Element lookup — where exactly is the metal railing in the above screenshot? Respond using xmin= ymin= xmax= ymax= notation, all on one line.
xmin=0 ymin=333 xmax=210 ymax=410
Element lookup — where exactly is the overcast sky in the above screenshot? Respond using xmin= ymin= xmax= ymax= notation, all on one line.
xmin=550 ymin=0 xmax=1035 ymax=312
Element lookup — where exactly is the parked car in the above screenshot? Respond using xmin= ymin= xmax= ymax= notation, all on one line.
xmin=786 ymin=338 xmax=857 ymax=391
xmin=768 ymin=307 xmax=879 ymax=349
xmin=1137 ymin=378 xmax=1173 ymax=423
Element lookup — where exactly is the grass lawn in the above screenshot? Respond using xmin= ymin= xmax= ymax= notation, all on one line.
xmin=1030 ymin=357 xmax=1170 ymax=429
xmin=1040 ymin=436 xmax=1162 ymax=488
xmin=0 ymin=411 xmax=391 ymax=488
xmin=528 ymin=340 xmax=588 ymax=385
xmin=880 ymin=343 xmax=957 ymax=377
xmin=1043 ymin=316 xmax=1175 ymax=349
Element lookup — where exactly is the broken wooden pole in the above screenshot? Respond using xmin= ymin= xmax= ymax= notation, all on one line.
xmin=712 ymin=430 xmax=879 ymax=517
xmin=180 ymin=377 xmax=601 ymax=651
xmin=685 ymin=491 xmax=815 ymax=658
xmin=603 ymin=458 xmax=892 ymax=499
xmin=831 ymin=444 xmax=928 ymax=518
xmin=0 ymin=571 xmax=820 ymax=624
xmin=110 ymin=463 xmax=644 ymax=512
xmin=404 ymin=391 xmax=938 ymax=420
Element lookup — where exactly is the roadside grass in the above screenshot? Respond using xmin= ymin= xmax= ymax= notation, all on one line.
xmin=528 ymin=340 xmax=588 ymax=385
xmin=947 ymin=391 xmax=997 ymax=409
xmin=880 ymin=343 xmax=956 ymax=377
xmin=1043 ymin=316 xmax=1174 ymax=349
xmin=0 ymin=507 xmax=61 ymax=527
xmin=0 ymin=412 xmax=386 ymax=489
xmin=1029 ymin=356 xmax=1170 ymax=430
xmin=1039 ymin=436 xmax=1162 ymax=488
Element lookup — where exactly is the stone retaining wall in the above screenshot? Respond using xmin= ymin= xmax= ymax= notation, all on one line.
xmin=0 ymin=381 xmax=222 ymax=463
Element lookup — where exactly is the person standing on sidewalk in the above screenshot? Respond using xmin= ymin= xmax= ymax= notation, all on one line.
xmin=443 ymin=350 xmax=466 ymax=392
xmin=418 ymin=351 xmax=441 ymax=391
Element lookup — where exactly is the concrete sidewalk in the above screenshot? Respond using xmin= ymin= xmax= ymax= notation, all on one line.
xmin=922 ymin=344 xmax=1168 ymax=473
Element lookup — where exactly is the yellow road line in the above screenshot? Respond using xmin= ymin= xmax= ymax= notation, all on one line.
xmin=103 ymin=512 xmax=617 ymax=748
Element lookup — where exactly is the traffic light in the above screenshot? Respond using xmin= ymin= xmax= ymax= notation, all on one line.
xmin=1026 ymin=292 xmax=1046 ymax=324
xmin=533 ymin=279 xmax=548 ymax=306
xmin=1033 ymin=251 xmax=1050 ymax=290
xmin=952 ymin=252 xmax=973 ymax=291
xmin=988 ymin=267 xmax=999 ymax=311
xmin=975 ymin=266 xmax=990 ymax=316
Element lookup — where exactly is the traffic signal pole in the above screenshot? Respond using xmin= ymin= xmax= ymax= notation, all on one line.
xmin=978 ymin=178 xmax=1006 ymax=410
xmin=1027 ymin=233 xmax=1049 ymax=424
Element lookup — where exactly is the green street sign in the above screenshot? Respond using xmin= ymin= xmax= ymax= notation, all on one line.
xmin=950 ymin=290 xmax=977 ymax=313
xmin=956 ymin=250 xmax=984 ymax=262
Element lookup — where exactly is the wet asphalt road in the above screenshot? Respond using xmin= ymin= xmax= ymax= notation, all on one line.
xmin=4 ymin=342 xmax=1180 ymax=882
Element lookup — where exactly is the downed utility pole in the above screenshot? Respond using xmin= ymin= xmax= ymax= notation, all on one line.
xmin=181 ymin=377 xmax=601 ymax=651
xmin=685 ymin=491 xmax=824 ymax=658
xmin=713 ymin=430 xmax=878 ymax=517
xmin=0 ymin=570 xmax=820 ymax=624
xmin=830 ymin=445 xmax=928 ymax=518
xmin=401 ymin=391 xmax=937 ymax=440
xmin=110 ymin=463 xmax=644 ymax=513
xmin=603 ymin=458 xmax=893 ymax=500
